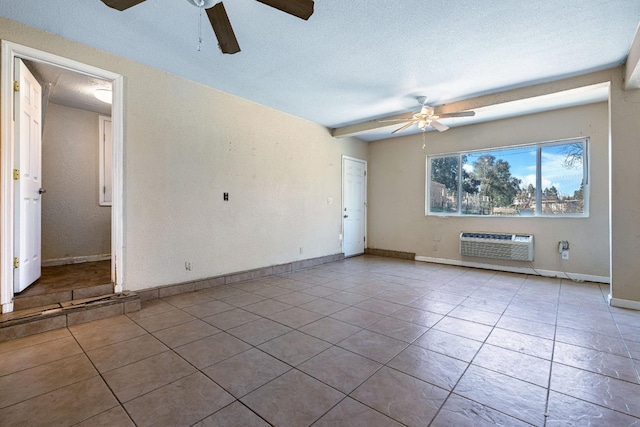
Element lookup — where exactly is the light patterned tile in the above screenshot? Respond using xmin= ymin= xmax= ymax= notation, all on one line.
xmin=298 ymin=346 xmax=381 ymax=393
xmin=0 ymin=377 xmax=118 ymax=426
xmin=0 ymin=353 xmax=97 ymax=408
xmin=227 ymin=318 xmax=292 ymax=346
xmin=388 ymin=345 xmax=467 ymax=391
xmin=432 ymin=394 xmax=531 ymax=427
xmin=338 ymin=330 xmax=407 ymax=364
xmin=174 ymin=332 xmax=251 ymax=369
xmin=299 ymin=317 xmax=361 ymax=344
xmin=314 ymin=397 xmax=403 ymax=427
xmin=258 ymin=331 xmax=331 ymax=366
xmin=124 ymin=373 xmax=234 ymax=427
xmin=194 ymin=401 xmax=269 ymax=426
xmin=241 ymin=370 xmax=344 ymax=426
xmin=102 ymin=351 xmax=196 ymax=402
xmin=203 ymin=348 xmax=291 ymax=398
xmin=352 ymin=367 xmax=448 ymax=426
xmin=152 ymin=319 xmax=220 ymax=348
xmin=455 ymin=365 xmax=547 ymax=425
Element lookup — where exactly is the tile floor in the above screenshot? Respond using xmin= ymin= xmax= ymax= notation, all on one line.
xmin=1 ymin=255 xmax=639 ymax=426
xmin=16 ymin=261 xmax=112 ymax=297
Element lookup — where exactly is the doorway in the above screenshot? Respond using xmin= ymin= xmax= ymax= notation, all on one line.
xmin=342 ymin=156 xmax=367 ymax=257
xmin=1 ymin=41 xmax=124 ymax=313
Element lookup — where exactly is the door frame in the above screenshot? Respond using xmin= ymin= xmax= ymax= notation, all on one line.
xmin=341 ymin=155 xmax=367 ymax=257
xmin=1 ymin=41 xmax=124 ymax=313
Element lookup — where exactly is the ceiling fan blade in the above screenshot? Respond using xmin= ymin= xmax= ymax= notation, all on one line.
xmin=256 ymin=0 xmax=314 ymax=20
xmin=438 ymin=111 xmax=475 ymax=118
xmin=430 ymin=120 xmax=449 ymax=132
xmin=392 ymin=122 xmax=416 ymax=134
xmin=100 ymin=0 xmax=146 ymax=11
xmin=378 ymin=117 xmax=414 ymax=123
xmin=206 ymin=2 xmax=241 ymax=54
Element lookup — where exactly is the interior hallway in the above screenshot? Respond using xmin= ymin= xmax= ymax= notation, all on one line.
xmin=0 ymin=255 xmax=638 ymax=426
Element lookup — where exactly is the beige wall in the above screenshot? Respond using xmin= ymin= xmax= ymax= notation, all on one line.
xmin=610 ymin=68 xmax=640 ymax=306
xmin=368 ymin=102 xmax=610 ymax=279
xmin=0 ymin=18 xmax=367 ymax=291
xmin=2 ymin=17 xmax=639 ymax=305
xmin=41 ymin=103 xmax=111 ymax=260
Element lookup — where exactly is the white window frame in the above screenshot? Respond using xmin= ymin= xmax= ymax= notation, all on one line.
xmin=426 ymin=137 xmax=589 ymax=218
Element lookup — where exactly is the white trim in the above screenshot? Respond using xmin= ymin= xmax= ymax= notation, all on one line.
xmin=0 ymin=41 xmax=124 ymax=312
xmin=98 ymin=115 xmax=112 ymax=207
xmin=42 ymin=254 xmax=111 ymax=267
xmin=1 ymin=42 xmax=15 ymax=314
xmin=111 ymin=75 xmax=124 ymax=290
xmin=608 ymin=295 xmax=640 ymax=311
xmin=414 ymin=255 xmax=610 ymax=284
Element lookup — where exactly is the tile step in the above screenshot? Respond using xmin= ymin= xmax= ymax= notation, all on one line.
xmin=13 ymin=283 xmax=115 ymax=311
xmin=0 ymin=292 xmax=140 ymax=343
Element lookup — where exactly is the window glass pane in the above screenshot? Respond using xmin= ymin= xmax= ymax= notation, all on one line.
xmin=541 ymin=142 xmax=585 ymax=215
xmin=429 ymin=156 xmax=459 ymax=213
xmin=462 ymin=146 xmax=535 ymax=216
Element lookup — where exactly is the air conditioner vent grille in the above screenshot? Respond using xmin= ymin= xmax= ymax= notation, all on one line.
xmin=460 ymin=232 xmax=534 ymax=262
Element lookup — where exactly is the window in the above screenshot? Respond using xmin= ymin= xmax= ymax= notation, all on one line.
xmin=427 ymin=138 xmax=588 ymax=217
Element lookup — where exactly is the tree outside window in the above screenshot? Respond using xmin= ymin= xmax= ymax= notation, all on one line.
xmin=427 ymin=139 xmax=587 ymax=217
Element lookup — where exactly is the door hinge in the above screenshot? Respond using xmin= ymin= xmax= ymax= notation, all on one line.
xmin=13 ymin=169 xmax=20 ymax=180
xmin=364 ymin=236 xmax=366 ymax=242
xmin=364 ymin=170 xmax=366 ymax=176
xmin=13 ymin=258 xmax=19 ymax=268
xmin=13 ymin=81 xmax=20 ymax=92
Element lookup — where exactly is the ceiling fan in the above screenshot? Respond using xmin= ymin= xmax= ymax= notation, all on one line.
xmin=380 ymin=96 xmax=476 ymax=134
xmin=100 ymin=0 xmax=314 ymax=54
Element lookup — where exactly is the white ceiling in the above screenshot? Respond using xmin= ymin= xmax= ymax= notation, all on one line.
xmin=2 ymin=1 xmax=639 ymax=140
xmin=24 ymin=60 xmax=113 ymax=116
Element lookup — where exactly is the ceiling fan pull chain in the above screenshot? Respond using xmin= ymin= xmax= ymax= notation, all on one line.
xmin=197 ymin=4 xmax=203 ymax=51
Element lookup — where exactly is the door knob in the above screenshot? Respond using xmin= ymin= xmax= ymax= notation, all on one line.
xmin=38 ymin=188 xmax=46 ymax=194
xmin=343 ymin=215 xmax=348 ymax=218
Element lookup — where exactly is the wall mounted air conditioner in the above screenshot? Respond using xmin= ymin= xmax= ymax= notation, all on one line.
xmin=460 ymin=232 xmax=534 ymax=262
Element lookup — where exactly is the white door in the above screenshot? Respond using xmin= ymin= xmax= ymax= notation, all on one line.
xmin=342 ymin=157 xmax=366 ymax=257
xmin=14 ymin=59 xmax=43 ymax=293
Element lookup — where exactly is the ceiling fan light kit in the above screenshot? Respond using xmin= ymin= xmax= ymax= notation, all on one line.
xmin=187 ymin=0 xmax=216 ymax=8
xmin=100 ymin=0 xmax=314 ymax=55
xmin=381 ymin=96 xmax=475 ymax=135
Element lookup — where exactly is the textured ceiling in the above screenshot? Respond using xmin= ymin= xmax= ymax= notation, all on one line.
xmin=2 ymin=0 xmax=640 ymax=139
xmin=24 ymin=60 xmax=112 ymax=116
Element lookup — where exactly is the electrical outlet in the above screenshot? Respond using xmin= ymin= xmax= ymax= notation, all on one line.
xmin=562 ymin=250 xmax=569 ymax=260
xmin=185 ymin=261 xmax=192 ymax=271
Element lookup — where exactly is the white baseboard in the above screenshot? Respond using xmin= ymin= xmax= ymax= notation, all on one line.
xmin=1 ymin=301 xmax=13 ymax=314
xmin=608 ymin=295 xmax=640 ymax=310
xmin=42 ymin=254 xmax=111 ymax=267
xmin=415 ymin=256 xmax=610 ymax=284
